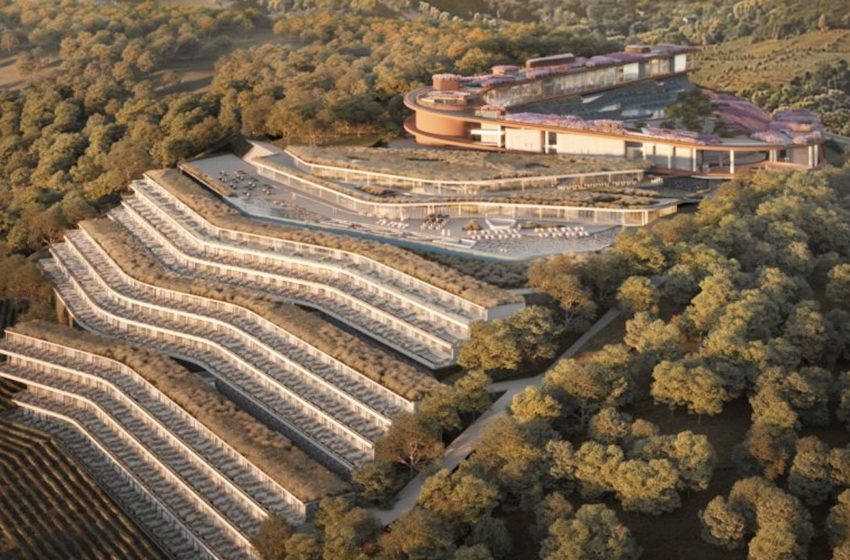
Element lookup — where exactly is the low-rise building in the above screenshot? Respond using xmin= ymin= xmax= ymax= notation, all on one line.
xmin=405 ymin=45 xmax=824 ymax=177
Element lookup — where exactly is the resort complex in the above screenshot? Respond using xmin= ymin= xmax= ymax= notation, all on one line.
xmin=405 ymin=44 xmax=825 ymax=177
xmin=0 ymin=162 xmax=526 ymax=557
xmin=5 ymin=0 xmax=850 ymax=558
xmin=170 ymin=141 xmax=681 ymax=261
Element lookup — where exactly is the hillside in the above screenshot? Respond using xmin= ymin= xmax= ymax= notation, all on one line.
xmin=693 ymin=29 xmax=850 ymax=92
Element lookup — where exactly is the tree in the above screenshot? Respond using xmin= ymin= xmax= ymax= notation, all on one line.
xmin=651 ymin=359 xmax=729 ymax=416
xmin=252 ymin=514 xmax=292 ymax=560
xmin=587 ymin=407 xmax=632 ymax=444
xmin=352 ymin=461 xmax=403 ymax=505
xmin=418 ymin=385 xmax=462 ymax=433
xmin=617 ymin=275 xmax=659 ymax=316
xmin=528 ymin=259 xmax=598 ymax=332
xmin=735 ymin=422 xmax=798 ymax=480
xmin=828 ymin=263 xmax=850 ymax=308
xmin=469 ymin=417 xmax=550 ymax=509
xmin=612 ymin=458 xmax=681 ymax=515
xmin=458 ymin=306 xmax=563 ymax=375
xmin=540 ymin=504 xmax=640 ymax=560
xmin=782 ymin=301 xmax=830 ymax=365
xmin=830 ymin=447 xmax=850 ymax=488
xmin=375 ymin=413 xmax=443 ymax=471
xmin=828 ymin=490 xmax=850 ymax=551
xmin=534 ymin=492 xmax=573 ymax=539
xmin=756 ymin=366 xmax=832 ymax=427
xmin=700 ymin=496 xmax=747 ymax=550
xmin=509 ymin=386 xmax=561 ymax=425
xmin=788 ymin=436 xmax=832 ymax=506
xmin=467 ymin=515 xmax=512 ymax=560
xmin=612 ymin=228 xmax=666 ymax=275
xmin=701 ymin=477 xmax=812 ymax=559
xmin=549 ymin=440 xmax=623 ymax=500
xmin=749 ymin=386 xmax=798 ymax=430
xmin=452 ymin=370 xmax=492 ymax=417
xmin=313 ymin=497 xmax=378 ymax=560
xmin=682 ymin=273 xmax=736 ymax=335
xmin=418 ymin=469 xmax=499 ymax=526
xmin=380 ymin=508 xmax=456 ymax=560
xmin=545 ymin=346 xmax=637 ymax=428
xmin=623 ymin=312 xmax=681 ymax=363
xmin=284 ymin=533 xmax=322 ymax=560
xmin=632 ymin=431 xmax=716 ymax=492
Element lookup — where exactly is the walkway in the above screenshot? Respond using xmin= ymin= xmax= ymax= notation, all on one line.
xmin=370 ymin=306 xmax=622 ymax=526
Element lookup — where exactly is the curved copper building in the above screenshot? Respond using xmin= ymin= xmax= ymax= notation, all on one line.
xmin=405 ymin=45 xmax=824 ymax=178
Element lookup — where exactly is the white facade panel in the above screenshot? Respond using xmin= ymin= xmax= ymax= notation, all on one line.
xmin=672 ymin=146 xmax=694 ymax=170
xmin=623 ymin=62 xmax=640 ymax=80
xmin=505 ymin=128 xmax=543 ymax=152
xmin=674 ymin=54 xmax=687 ymax=73
xmin=556 ymin=132 xmax=625 ymax=157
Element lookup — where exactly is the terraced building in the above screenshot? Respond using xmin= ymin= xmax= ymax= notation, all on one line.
xmin=0 ymin=322 xmax=349 ymax=559
xmin=0 ymin=165 xmax=522 ymax=556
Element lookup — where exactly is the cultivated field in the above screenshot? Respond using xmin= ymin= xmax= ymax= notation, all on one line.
xmin=0 ymin=408 xmax=166 ymax=559
xmin=693 ymin=29 xmax=850 ymax=92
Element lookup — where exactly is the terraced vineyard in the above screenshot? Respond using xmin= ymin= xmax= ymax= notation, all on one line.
xmin=0 ymin=406 xmax=166 ymax=560
xmin=693 ymin=29 xmax=850 ymax=92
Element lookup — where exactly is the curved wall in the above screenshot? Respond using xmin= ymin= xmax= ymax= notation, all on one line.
xmin=414 ymin=111 xmax=469 ymax=138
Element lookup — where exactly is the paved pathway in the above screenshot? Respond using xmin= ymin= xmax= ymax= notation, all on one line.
xmin=370 ymin=306 xmax=623 ymax=526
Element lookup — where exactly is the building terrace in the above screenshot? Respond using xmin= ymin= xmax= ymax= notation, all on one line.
xmin=146 ymin=168 xmax=521 ymax=311
xmin=4 ymin=321 xmax=348 ymax=505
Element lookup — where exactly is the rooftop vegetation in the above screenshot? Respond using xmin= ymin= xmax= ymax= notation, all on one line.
xmin=260 ymin=156 xmax=659 ymax=208
xmin=80 ymin=218 xmax=440 ymax=401
xmin=287 ymin=146 xmax=650 ymax=183
xmin=9 ymin=320 xmax=349 ymax=501
xmin=146 ymin=169 xmax=521 ymax=308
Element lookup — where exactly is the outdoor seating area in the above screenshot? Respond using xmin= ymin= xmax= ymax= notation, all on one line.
xmin=531 ymin=225 xmax=591 ymax=238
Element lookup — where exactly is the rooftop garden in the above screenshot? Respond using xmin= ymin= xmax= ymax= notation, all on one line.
xmin=286 ymin=146 xmax=650 ymax=183
xmin=146 ymin=169 xmax=522 ymax=308
xmin=9 ymin=320 xmax=349 ymax=502
xmin=259 ymin=157 xmax=661 ymax=208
